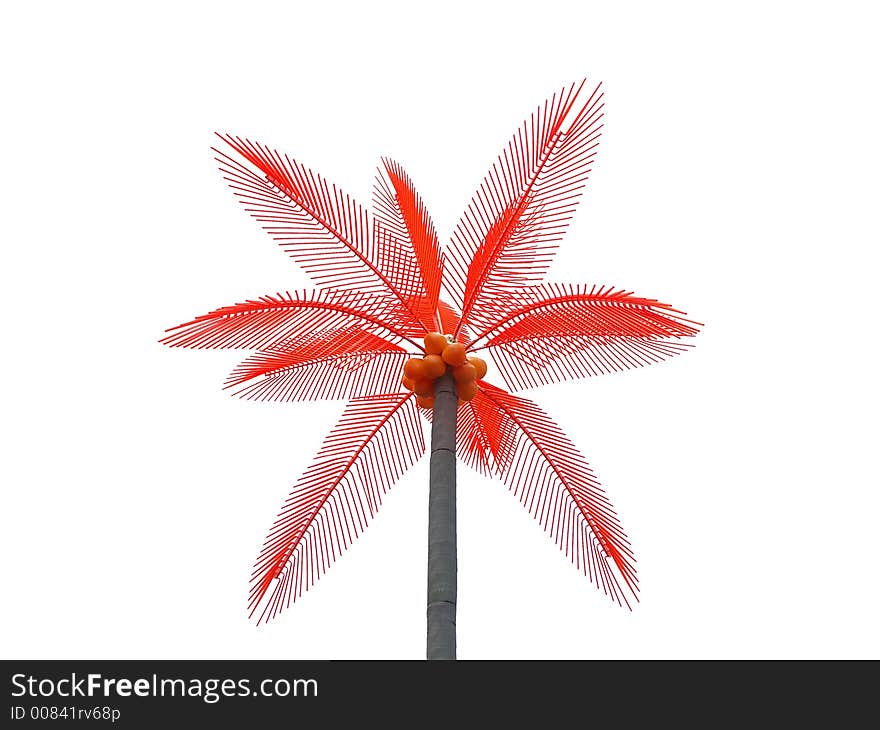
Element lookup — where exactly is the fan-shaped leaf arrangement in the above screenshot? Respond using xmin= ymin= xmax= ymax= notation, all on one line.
xmin=162 ymin=79 xmax=700 ymax=636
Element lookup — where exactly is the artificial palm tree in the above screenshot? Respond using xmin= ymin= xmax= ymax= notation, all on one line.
xmin=162 ymin=79 xmax=700 ymax=659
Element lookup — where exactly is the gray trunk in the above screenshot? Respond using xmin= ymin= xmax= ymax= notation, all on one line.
xmin=427 ymin=372 xmax=458 ymax=660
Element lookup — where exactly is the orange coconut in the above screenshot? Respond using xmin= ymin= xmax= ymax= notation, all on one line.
xmin=457 ymin=380 xmax=478 ymax=402
xmin=403 ymin=357 xmax=426 ymax=380
xmin=441 ymin=342 xmax=468 ymax=367
xmin=452 ymin=363 xmax=477 ymax=383
xmin=423 ymin=332 xmax=447 ymax=356
xmin=413 ymin=379 xmax=434 ymax=398
xmin=422 ymin=354 xmax=447 ymax=380
xmin=468 ymin=356 xmax=487 ymax=380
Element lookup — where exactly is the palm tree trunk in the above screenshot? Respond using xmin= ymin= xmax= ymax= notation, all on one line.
xmin=427 ymin=371 xmax=458 ymax=660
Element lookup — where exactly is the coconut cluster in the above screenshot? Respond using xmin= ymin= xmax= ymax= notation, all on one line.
xmin=401 ymin=332 xmax=488 ymax=409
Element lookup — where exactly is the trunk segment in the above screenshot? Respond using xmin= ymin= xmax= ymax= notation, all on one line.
xmin=427 ymin=372 xmax=458 ymax=660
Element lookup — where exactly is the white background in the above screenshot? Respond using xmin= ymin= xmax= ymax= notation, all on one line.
xmin=2 ymin=1 xmax=878 ymax=659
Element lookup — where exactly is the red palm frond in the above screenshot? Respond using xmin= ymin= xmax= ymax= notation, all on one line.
xmin=226 ymin=327 xmax=408 ymax=401
xmin=214 ymin=134 xmax=429 ymax=334
xmin=249 ymin=393 xmax=425 ymax=623
xmin=453 ymin=389 xmax=515 ymax=475
xmin=491 ymin=337 xmax=696 ymax=391
xmin=477 ymin=382 xmax=638 ymax=607
xmin=436 ymin=300 xmax=472 ymax=346
xmin=160 ymin=288 xmax=420 ymax=350
xmin=420 ymin=381 xmax=636 ymax=609
xmin=467 ymin=284 xmax=701 ymax=390
xmin=444 ymin=80 xmax=605 ymax=336
xmin=373 ymin=159 xmax=443 ymax=330
xmin=449 ymin=398 xmax=491 ymax=474
xmin=418 ymin=388 xmax=505 ymax=474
